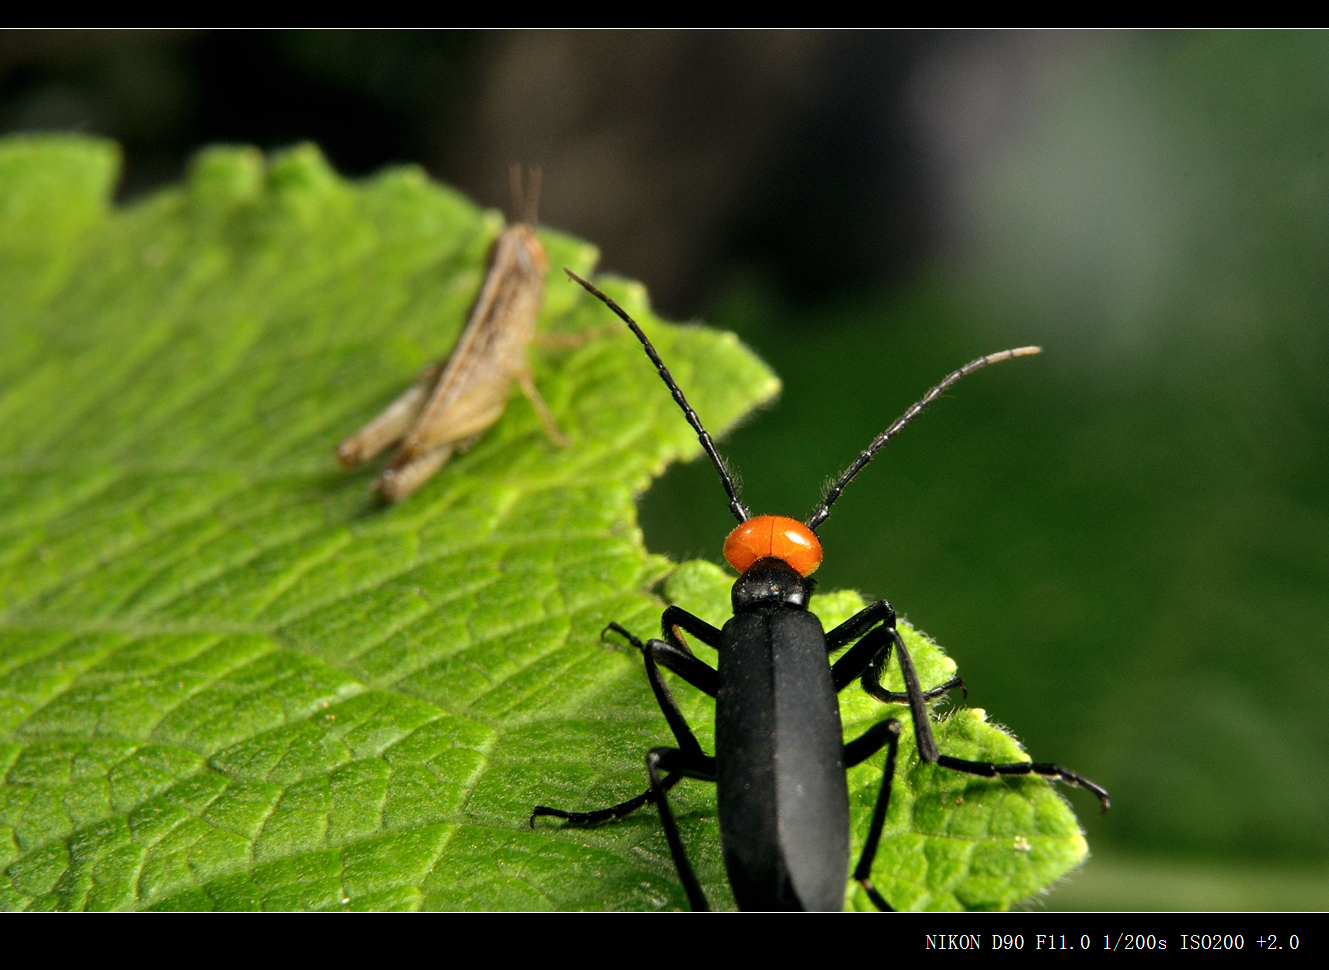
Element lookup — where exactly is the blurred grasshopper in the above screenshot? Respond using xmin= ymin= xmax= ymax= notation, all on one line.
xmin=337 ymin=166 xmax=568 ymax=501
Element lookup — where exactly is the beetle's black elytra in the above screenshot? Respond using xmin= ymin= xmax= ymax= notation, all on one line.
xmin=530 ymin=271 xmax=1109 ymax=911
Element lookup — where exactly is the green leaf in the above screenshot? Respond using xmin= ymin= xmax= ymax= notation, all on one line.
xmin=0 ymin=134 xmax=1086 ymax=911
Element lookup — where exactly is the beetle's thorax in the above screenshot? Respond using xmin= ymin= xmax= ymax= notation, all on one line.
xmin=732 ymin=557 xmax=811 ymax=614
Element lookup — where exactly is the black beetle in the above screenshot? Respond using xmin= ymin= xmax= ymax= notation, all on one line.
xmin=532 ymin=271 xmax=1109 ymax=911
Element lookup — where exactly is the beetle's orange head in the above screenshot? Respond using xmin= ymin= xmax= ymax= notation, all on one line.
xmin=723 ymin=515 xmax=823 ymax=577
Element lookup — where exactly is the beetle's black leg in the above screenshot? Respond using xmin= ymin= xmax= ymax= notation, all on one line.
xmin=647 ymin=745 xmax=716 ymax=912
xmin=530 ymin=740 xmax=715 ymax=828
xmin=866 ymin=628 xmax=942 ymax=762
xmin=530 ymin=772 xmax=684 ymax=827
xmin=639 ymin=639 xmax=721 ymax=909
xmin=844 ymin=717 xmax=902 ymax=769
xmin=661 ymin=605 xmax=723 ymax=651
xmin=936 ymin=756 xmax=1111 ymax=813
xmin=602 ymin=621 xmax=642 ymax=647
xmin=642 ymin=638 xmax=715 ymax=759
xmin=831 ymin=623 xmax=892 ymax=691
xmin=532 ymin=750 xmax=716 ymax=910
xmin=825 ymin=599 xmax=895 ymax=652
xmin=882 ymin=628 xmax=1111 ymax=812
xmin=542 ymin=629 xmax=718 ymax=825
xmin=603 ymin=622 xmax=719 ymax=697
xmin=533 ymin=628 xmax=720 ymax=900
xmin=598 ymin=623 xmax=718 ymax=756
xmin=832 ymin=617 xmax=965 ymax=700
xmin=842 ymin=717 xmax=904 ymax=912
xmin=868 ymin=678 xmax=966 ymax=704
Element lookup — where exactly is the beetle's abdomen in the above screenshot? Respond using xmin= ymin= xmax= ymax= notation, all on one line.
xmin=716 ymin=610 xmax=850 ymax=911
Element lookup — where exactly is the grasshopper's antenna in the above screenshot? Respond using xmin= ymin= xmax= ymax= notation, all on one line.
xmin=805 ymin=347 xmax=1041 ymax=532
xmin=565 ymin=269 xmax=751 ymax=523
xmin=525 ymin=166 xmax=542 ymax=225
xmin=509 ymin=163 xmax=524 ymax=222
xmin=509 ymin=164 xmax=542 ymax=225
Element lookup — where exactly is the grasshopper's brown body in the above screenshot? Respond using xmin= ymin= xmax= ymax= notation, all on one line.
xmin=337 ymin=168 xmax=565 ymax=501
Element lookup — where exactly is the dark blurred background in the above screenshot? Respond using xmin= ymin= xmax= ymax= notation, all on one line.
xmin=4 ymin=30 xmax=1326 ymax=909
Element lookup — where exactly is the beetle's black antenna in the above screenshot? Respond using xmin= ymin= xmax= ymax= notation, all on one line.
xmin=566 ymin=269 xmax=751 ymax=523
xmin=805 ymin=347 xmax=1041 ymax=532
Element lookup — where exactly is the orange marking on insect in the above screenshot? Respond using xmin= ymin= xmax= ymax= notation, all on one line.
xmin=723 ymin=515 xmax=823 ymax=577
